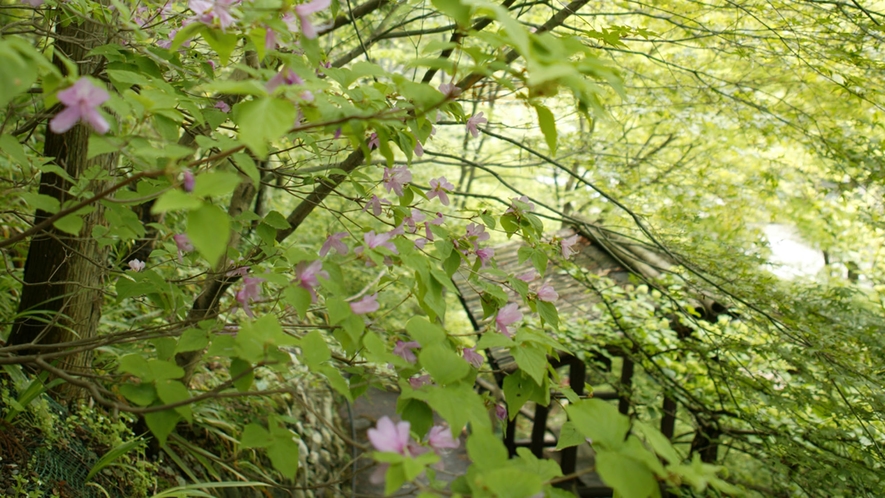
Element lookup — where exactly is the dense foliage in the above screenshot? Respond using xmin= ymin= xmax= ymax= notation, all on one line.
xmin=0 ymin=0 xmax=883 ymax=496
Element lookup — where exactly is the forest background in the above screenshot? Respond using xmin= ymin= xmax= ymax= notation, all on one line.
xmin=0 ymin=0 xmax=883 ymax=496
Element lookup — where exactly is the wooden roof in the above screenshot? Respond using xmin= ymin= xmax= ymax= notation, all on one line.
xmin=453 ymin=223 xmax=726 ymax=333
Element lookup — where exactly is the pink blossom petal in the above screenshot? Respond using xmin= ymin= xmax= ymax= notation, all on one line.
xmin=462 ymin=347 xmax=483 ymax=369
xmin=350 ymin=293 xmax=379 ymax=314
xmin=495 ymin=303 xmax=522 ymax=337
xmin=427 ymin=425 xmax=459 ymax=450
xmin=49 ymin=107 xmax=82 ymax=134
xmin=367 ymin=416 xmax=411 ymax=455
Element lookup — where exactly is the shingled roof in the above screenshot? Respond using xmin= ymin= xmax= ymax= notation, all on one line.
xmin=454 ymin=223 xmax=725 ymax=334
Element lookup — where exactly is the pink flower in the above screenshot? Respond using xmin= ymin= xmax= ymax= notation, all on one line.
xmin=320 ymin=232 xmax=348 ymax=256
xmin=282 ymin=12 xmax=299 ymax=31
xmin=265 ymin=26 xmax=278 ymax=51
xmin=295 ymin=0 xmax=331 ymax=39
xmin=368 ymin=132 xmax=380 ymax=150
xmin=299 ymin=90 xmax=314 ymax=102
xmin=462 ymin=347 xmax=483 ymax=369
xmin=424 ymin=212 xmax=444 ymax=241
xmin=536 ymin=284 xmax=558 ymax=302
xmin=383 ymin=166 xmax=412 ymax=197
xmin=409 ymin=374 xmax=432 ymax=388
xmin=363 ymin=195 xmax=390 ymax=216
xmin=439 ymin=83 xmax=462 ymax=97
xmin=427 ymin=177 xmax=454 ymax=206
xmin=495 ymin=303 xmax=522 ymax=337
xmin=404 ymin=209 xmax=426 ymax=233
xmin=495 ymin=403 xmax=507 ymax=421
xmin=267 ymin=68 xmax=304 ymax=92
xmin=189 ymin=0 xmax=237 ymax=30
xmin=182 ymin=170 xmax=195 ymax=192
xmin=173 ymin=234 xmax=194 ymax=261
xmin=368 ymin=416 xmax=412 ymax=455
xmin=476 ymin=247 xmax=494 ymax=267
xmin=465 ymin=223 xmax=489 ymax=250
xmin=236 ymin=276 xmax=264 ymax=318
xmin=128 ymin=259 xmax=146 ymax=272
xmin=210 ymin=100 xmax=229 ymax=114
xmin=23 ymin=0 xmax=43 ymax=7
xmin=466 ymin=112 xmax=487 ymax=138
xmin=414 ymin=238 xmax=428 ymax=249
xmin=517 ymin=269 xmax=539 ymax=282
xmin=362 ymin=230 xmax=398 ymax=254
xmin=426 ymin=425 xmax=460 ymax=450
xmin=560 ymin=234 xmax=580 ymax=259
xmin=414 ymin=139 xmax=424 ymax=157
xmin=295 ymin=260 xmax=329 ymax=302
xmin=350 ymin=293 xmax=379 ymax=314
xmin=50 ymin=79 xmax=110 ymax=135
xmin=393 ymin=340 xmax=420 ymax=363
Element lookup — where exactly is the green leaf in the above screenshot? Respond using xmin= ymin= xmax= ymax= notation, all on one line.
xmin=240 ymin=423 xmax=272 ymax=449
xmin=419 ymin=343 xmax=471 ymax=385
xmin=53 ymin=213 xmax=84 ymax=235
xmin=175 ymin=329 xmax=210 ymax=354
xmin=230 ymin=358 xmax=255 ymax=392
xmin=400 ymin=398 xmax=434 ymax=439
xmin=384 ymin=463 xmax=408 ymax=496
xmin=503 ymin=370 xmax=545 ymax=420
xmin=566 ymin=399 xmax=631 ymax=450
xmin=430 ymin=0 xmax=472 ymax=25
xmin=267 ymin=427 xmax=300 ymax=479
xmin=513 ymin=447 xmax=563 ymax=481
xmin=145 ymin=408 xmax=180 ymax=446
xmin=233 ymin=97 xmax=297 ymax=158
xmin=0 ymin=40 xmax=38 ymax=108
xmin=467 ymin=431 xmax=508 ymax=471
xmin=536 ymin=301 xmax=559 ymax=330
xmin=261 ymin=210 xmax=291 ymax=229
xmin=201 ymin=29 xmax=238 ymax=66
xmin=187 ymin=203 xmax=230 ymax=266
xmin=119 ymin=383 xmax=157 ymax=406
xmin=405 ymin=317 xmax=446 ymax=346
xmin=475 ymin=333 xmax=515 ymax=350
xmin=0 ymin=135 xmax=29 ymax=166
xmin=155 ymin=380 xmax=192 ymax=422
xmin=147 ymin=360 xmax=185 ymax=381
xmin=300 ymin=330 xmax=331 ymax=368
xmin=511 ymin=342 xmax=547 ymax=385
xmin=482 ymin=467 xmax=543 ymax=498
xmin=118 ymin=354 xmax=151 ymax=379
xmin=534 ymin=103 xmax=557 ymax=154
xmin=425 ymin=384 xmax=491 ymax=434
xmin=317 ymin=364 xmax=353 ymax=402
xmin=595 ymin=447 xmax=660 ymax=498
xmin=554 ymin=421 xmax=585 ymax=450
xmin=151 ymin=189 xmax=203 ymax=214
xmin=20 ymin=193 xmax=60 ymax=214
xmin=284 ymin=285 xmax=313 ymax=319
xmin=190 ymin=171 xmax=243 ymax=199
xmin=327 ymin=297 xmax=352 ymax=325
xmin=87 ymin=437 xmax=146 ymax=481
xmin=634 ymin=421 xmax=682 ymax=464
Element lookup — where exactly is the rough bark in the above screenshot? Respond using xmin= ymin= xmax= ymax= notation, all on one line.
xmin=8 ymin=16 xmax=117 ymax=382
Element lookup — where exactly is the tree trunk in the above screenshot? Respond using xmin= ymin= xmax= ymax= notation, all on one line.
xmin=8 ymin=16 xmax=116 ymax=383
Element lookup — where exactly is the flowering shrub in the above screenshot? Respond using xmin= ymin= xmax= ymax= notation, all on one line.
xmin=0 ymin=0 xmax=741 ymax=495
